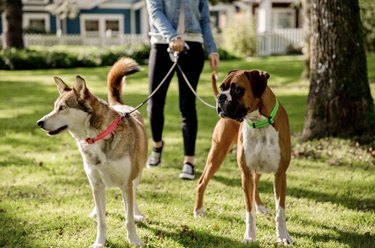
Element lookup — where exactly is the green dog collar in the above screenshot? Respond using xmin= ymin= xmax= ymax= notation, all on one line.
xmin=247 ymin=99 xmax=279 ymax=129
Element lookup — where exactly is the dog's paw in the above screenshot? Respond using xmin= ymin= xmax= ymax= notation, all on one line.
xmin=193 ymin=208 xmax=205 ymax=218
xmin=243 ymin=236 xmax=256 ymax=244
xmin=90 ymin=243 xmax=105 ymax=248
xmin=277 ymin=233 xmax=293 ymax=245
xmin=255 ymin=204 xmax=270 ymax=215
xmin=129 ymin=237 xmax=144 ymax=247
xmin=134 ymin=214 xmax=144 ymax=222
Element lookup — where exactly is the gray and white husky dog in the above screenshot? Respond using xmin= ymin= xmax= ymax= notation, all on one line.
xmin=37 ymin=58 xmax=147 ymax=247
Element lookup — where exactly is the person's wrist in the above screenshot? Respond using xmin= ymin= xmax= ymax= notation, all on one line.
xmin=208 ymin=52 xmax=219 ymax=59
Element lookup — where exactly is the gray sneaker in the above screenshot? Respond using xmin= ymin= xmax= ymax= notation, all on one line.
xmin=179 ymin=162 xmax=195 ymax=180
xmin=147 ymin=141 xmax=164 ymax=168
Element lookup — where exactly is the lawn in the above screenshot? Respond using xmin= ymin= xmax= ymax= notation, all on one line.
xmin=0 ymin=54 xmax=374 ymax=248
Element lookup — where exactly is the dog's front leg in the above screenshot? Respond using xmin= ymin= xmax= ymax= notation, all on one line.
xmin=91 ymin=184 xmax=107 ymax=248
xmin=195 ymin=118 xmax=239 ymax=218
xmin=237 ymin=143 xmax=257 ymax=243
xmin=121 ymin=182 xmax=143 ymax=246
xmin=274 ymin=171 xmax=292 ymax=245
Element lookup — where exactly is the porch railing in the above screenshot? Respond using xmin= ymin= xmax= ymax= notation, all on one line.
xmin=2 ymin=33 xmax=150 ymax=48
xmin=257 ymin=28 xmax=304 ymax=56
xmin=0 ymin=29 xmax=303 ymax=56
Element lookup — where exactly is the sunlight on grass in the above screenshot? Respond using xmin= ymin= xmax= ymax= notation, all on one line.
xmin=0 ymin=55 xmax=374 ymax=248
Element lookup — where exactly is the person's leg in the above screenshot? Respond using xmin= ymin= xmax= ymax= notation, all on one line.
xmin=176 ymin=42 xmax=205 ymax=178
xmin=147 ymin=43 xmax=175 ymax=166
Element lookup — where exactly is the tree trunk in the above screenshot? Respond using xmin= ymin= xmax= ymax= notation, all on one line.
xmin=301 ymin=0 xmax=311 ymax=80
xmin=2 ymin=0 xmax=24 ymax=49
xmin=301 ymin=0 xmax=373 ymax=141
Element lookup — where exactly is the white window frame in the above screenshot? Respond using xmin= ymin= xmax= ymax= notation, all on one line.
xmin=23 ymin=13 xmax=50 ymax=32
xmin=80 ymin=14 xmax=124 ymax=36
xmin=271 ymin=8 xmax=295 ymax=29
xmin=22 ymin=0 xmax=49 ymax=4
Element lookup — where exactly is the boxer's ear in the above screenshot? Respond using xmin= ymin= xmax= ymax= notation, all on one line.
xmin=227 ymin=69 xmax=239 ymax=75
xmin=244 ymin=70 xmax=268 ymax=98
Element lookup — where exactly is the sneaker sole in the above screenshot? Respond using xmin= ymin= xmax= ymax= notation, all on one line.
xmin=179 ymin=173 xmax=195 ymax=180
xmin=147 ymin=163 xmax=161 ymax=169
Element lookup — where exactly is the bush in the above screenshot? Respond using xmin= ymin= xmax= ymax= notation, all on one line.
xmin=221 ymin=16 xmax=257 ymax=57
xmin=0 ymin=45 xmax=151 ymax=70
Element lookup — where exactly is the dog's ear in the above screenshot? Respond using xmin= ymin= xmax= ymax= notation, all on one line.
xmin=54 ymin=77 xmax=71 ymax=95
xmin=74 ymin=76 xmax=89 ymax=99
xmin=227 ymin=69 xmax=239 ymax=75
xmin=244 ymin=70 xmax=269 ymax=98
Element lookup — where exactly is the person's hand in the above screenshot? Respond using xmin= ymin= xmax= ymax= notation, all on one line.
xmin=169 ymin=37 xmax=185 ymax=52
xmin=209 ymin=53 xmax=220 ymax=71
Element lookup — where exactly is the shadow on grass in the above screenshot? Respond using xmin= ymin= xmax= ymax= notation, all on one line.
xmin=0 ymin=206 xmax=35 ymax=247
xmin=134 ymin=221 xmax=257 ymax=248
xmin=292 ymin=218 xmax=375 ymax=248
xmin=287 ymin=185 xmax=375 ymax=212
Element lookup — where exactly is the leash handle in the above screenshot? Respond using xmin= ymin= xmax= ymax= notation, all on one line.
xmin=167 ymin=43 xmax=190 ymax=62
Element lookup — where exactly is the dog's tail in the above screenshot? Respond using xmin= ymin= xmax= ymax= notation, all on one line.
xmin=107 ymin=57 xmax=141 ymax=106
xmin=211 ymin=71 xmax=219 ymax=97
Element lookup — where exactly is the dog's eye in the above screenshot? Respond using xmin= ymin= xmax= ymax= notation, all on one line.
xmin=234 ymin=87 xmax=242 ymax=94
xmin=59 ymin=105 xmax=66 ymax=111
xmin=231 ymin=86 xmax=243 ymax=95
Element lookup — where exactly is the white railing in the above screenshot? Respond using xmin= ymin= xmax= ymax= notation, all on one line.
xmin=257 ymin=28 xmax=304 ymax=56
xmin=0 ymin=29 xmax=303 ymax=56
xmin=1 ymin=33 xmax=150 ymax=48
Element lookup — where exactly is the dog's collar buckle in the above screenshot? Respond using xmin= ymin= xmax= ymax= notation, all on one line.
xmin=247 ymin=99 xmax=279 ymax=129
xmin=85 ymin=138 xmax=95 ymax=144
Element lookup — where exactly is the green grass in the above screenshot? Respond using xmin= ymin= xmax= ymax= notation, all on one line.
xmin=0 ymin=55 xmax=374 ymax=248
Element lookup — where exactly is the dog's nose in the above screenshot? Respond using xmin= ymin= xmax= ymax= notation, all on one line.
xmin=218 ymin=94 xmax=227 ymax=103
xmin=37 ymin=120 xmax=44 ymax=128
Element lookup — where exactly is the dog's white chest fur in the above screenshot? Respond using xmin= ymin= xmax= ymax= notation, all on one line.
xmin=242 ymin=110 xmax=280 ymax=174
xmin=80 ymin=144 xmax=132 ymax=188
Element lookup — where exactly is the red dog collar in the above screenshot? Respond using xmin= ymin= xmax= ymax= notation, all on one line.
xmin=84 ymin=115 xmax=123 ymax=144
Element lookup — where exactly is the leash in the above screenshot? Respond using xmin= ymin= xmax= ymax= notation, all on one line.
xmin=176 ymin=63 xmax=216 ymax=109
xmin=83 ymin=47 xmax=217 ymax=144
xmin=125 ymin=60 xmax=178 ymax=116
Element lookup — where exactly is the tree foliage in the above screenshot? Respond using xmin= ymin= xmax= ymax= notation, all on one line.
xmin=359 ymin=0 xmax=375 ymax=51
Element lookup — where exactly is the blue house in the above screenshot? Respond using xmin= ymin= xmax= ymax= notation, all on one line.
xmin=0 ymin=0 xmax=148 ymax=37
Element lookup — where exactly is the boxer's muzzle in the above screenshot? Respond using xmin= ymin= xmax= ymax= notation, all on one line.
xmin=217 ymin=93 xmax=248 ymax=122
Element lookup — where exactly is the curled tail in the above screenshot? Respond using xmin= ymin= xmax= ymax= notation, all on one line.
xmin=107 ymin=57 xmax=141 ymax=106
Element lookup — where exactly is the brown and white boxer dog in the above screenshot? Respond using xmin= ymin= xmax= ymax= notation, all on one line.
xmin=194 ymin=69 xmax=292 ymax=245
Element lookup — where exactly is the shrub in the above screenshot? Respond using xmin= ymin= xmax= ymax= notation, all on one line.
xmin=0 ymin=45 xmax=151 ymax=70
xmin=221 ymin=16 xmax=257 ymax=57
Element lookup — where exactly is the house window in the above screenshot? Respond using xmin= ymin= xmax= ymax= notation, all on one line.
xmin=23 ymin=13 xmax=50 ymax=33
xmin=272 ymin=8 xmax=295 ymax=29
xmin=80 ymin=14 xmax=124 ymax=36
xmin=105 ymin=20 xmax=120 ymax=32
xmin=85 ymin=20 xmax=99 ymax=32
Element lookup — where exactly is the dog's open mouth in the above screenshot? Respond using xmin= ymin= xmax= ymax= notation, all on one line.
xmin=48 ymin=125 xmax=68 ymax=135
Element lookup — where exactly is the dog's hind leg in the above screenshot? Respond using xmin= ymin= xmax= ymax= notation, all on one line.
xmin=132 ymin=171 xmax=144 ymax=222
xmin=91 ymin=184 xmax=107 ymax=248
xmin=121 ymin=182 xmax=143 ymax=246
xmin=254 ymin=174 xmax=270 ymax=214
xmin=194 ymin=119 xmax=239 ymax=218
